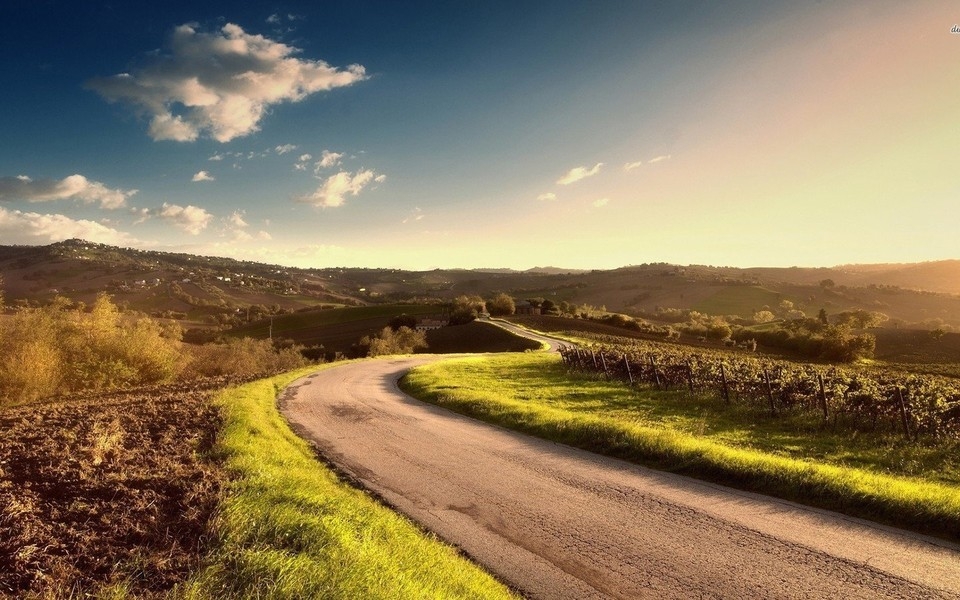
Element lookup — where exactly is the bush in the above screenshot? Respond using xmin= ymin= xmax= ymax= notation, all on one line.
xmin=183 ymin=337 xmax=308 ymax=378
xmin=357 ymin=326 xmax=428 ymax=357
xmin=0 ymin=294 xmax=184 ymax=405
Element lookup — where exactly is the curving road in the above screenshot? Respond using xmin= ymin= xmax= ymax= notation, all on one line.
xmin=281 ymin=356 xmax=960 ymax=598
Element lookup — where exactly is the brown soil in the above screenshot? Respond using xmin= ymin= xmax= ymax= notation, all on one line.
xmin=0 ymin=378 xmax=242 ymax=598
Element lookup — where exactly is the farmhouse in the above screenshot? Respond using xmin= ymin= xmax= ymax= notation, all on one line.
xmin=514 ymin=301 xmax=541 ymax=316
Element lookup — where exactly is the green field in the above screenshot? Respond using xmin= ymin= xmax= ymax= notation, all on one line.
xmin=229 ymin=304 xmax=439 ymax=353
xmin=401 ymin=352 xmax=960 ymax=541
xmin=177 ymin=366 xmax=516 ymax=599
xmin=691 ymin=285 xmax=782 ymax=317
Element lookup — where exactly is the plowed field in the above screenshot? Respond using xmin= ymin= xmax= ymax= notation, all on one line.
xmin=0 ymin=379 xmax=238 ymax=598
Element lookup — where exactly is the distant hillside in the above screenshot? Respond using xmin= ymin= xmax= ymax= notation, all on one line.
xmin=2 ymin=240 xmax=960 ymax=329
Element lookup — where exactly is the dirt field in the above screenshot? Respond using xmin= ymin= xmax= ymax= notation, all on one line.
xmin=0 ymin=379 xmax=237 ymax=598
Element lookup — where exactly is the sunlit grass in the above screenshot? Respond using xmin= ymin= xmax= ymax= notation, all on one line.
xmin=175 ymin=365 xmax=516 ymax=599
xmin=401 ymin=353 xmax=960 ymax=540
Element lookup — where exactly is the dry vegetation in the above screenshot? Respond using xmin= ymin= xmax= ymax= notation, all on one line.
xmin=0 ymin=379 xmax=242 ymax=598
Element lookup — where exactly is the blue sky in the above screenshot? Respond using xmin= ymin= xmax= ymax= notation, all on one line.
xmin=1 ymin=1 xmax=959 ymax=269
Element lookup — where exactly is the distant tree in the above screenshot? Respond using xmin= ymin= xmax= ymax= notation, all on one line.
xmin=818 ymin=308 xmax=829 ymax=325
xmin=931 ymin=328 xmax=946 ymax=342
xmin=388 ymin=313 xmax=418 ymax=330
xmin=819 ymin=278 xmax=836 ymax=289
xmin=540 ymin=299 xmax=557 ymax=315
xmin=449 ymin=294 xmax=485 ymax=325
xmin=753 ymin=310 xmax=776 ymax=324
xmin=359 ymin=326 xmax=428 ymax=357
xmin=486 ymin=293 xmax=515 ymax=317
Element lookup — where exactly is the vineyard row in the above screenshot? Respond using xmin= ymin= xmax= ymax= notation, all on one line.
xmin=557 ymin=342 xmax=960 ymax=439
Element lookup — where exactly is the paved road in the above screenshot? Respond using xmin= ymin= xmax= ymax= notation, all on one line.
xmin=281 ymin=358 xmax=960 ymax=599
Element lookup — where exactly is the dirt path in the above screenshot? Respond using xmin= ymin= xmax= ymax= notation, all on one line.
xmin=281 ymin=358 xmax=960 ymax=599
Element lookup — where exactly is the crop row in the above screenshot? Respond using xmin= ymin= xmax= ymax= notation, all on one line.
xmin=558 ymin=340 xmax=960 ymax=439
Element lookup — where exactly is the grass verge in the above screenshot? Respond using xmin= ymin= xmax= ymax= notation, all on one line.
xmin=400 ymin=353 xmax=960 ymax=541
xmin=175 ymin=365 xmax=516 ymax=599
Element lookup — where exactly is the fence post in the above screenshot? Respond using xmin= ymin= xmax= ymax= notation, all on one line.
xmin=896 ymin=388 xmax=913 ymax=440
xmin=600 ymin=352 xmax=610 ymax=379
xmin=686 ymin=360 xmax=695 ymax=393
xmin=590 ymin=349 xmax=598 ymax=370
xmin=720 ymin=362 xmax=730 ymax=404
xmin=624 ymin=355 xmax=634 ymax=386
xmin=817 ymin=373 xmax=828 ymax=420
xmin=650 ymin=356 xmax=662 ymax=389
xmin=764 ymin=369 xmax=775 ymax=415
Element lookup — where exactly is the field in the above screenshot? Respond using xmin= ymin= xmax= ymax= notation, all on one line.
xmin=229 ymin=304 xmax=438 ymax=355
xmin=0 ymin=379 xmax=232 ymax=598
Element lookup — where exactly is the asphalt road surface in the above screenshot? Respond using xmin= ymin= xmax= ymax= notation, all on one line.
xmin=281 ymin=357 xmax=960 ymax=599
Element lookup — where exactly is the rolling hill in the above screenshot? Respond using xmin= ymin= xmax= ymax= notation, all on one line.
xmin=3 ymin=240 xmax=960 ymax=329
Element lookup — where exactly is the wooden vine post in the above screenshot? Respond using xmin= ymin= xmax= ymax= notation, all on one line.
xmin=896 ymin=388 xmax=913 ymax=440
xmin=719 ymin=362 xmax=730 ymax=404
xmin=599 ymin=352 xmax=610 ymax=379
xmin=650 ymin=356 xmax=662 ymax=389
xmin=685 ymin=360 xmax=695 ymax=393
xmin=623 ymin=355 xmax=634 ymax=386
xmin=817 ymin=373 xmax=828 ymax=420
xmin=763 ymin=369 xmax=775 ymax=415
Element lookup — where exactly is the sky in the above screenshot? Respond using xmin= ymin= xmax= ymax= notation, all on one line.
xmin=1 ymin=1 xmax=958 ymax=271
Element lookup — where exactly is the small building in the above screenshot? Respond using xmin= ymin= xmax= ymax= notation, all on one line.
xmin=416 ymin=318 xmax=448 ymax=331
xmin=514 ymin=301 xmax=541 ymax=316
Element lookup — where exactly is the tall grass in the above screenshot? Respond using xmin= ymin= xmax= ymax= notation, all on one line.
xmin=175 ymin=367 xmax=516 ymax=599
xmin=401 ymin=353 xmax=960 ymax=540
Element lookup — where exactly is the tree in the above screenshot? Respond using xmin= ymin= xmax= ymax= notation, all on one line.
xmin=540 ymin=299 xmax=557 ymax=315
xmin=818 ymin=308 xmax=829 ymax=325
xmin=388 ymin=313 xmax=418 ymax=330
xmin=753 ymin=310 xmax=776 ymax=324
xmin=359 ymin=326 xmax=428 ymax=357
xmin=486 ymin=293 xmax=516 ymax=317
xmin=819 ymin=278 xmax=836 ymax=289
xmin=449 ymin=294 xmax=485 ymax=325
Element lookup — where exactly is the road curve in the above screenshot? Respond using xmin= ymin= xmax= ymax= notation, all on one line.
xmin=280 ymin=358 xmax=960 ymax=599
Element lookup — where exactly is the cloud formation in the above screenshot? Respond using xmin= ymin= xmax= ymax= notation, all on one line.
xmin=135 ymin=203 xmax=212 ymax=234
xmin=315 ymin=150 xmax=344 ymax=170
xmin=192 ymin=170 xmax=215 ymax=182
xmin=275 ymin=144 xmax=298 ymax=155
xmin=87 ymin=23 xmax=368 ymax=142
xmin=557 ymin=163 xmax=603 ymax=185
xmin=623 ymin=160 xmax=643 ymax=171
xmin=0 ymin=207 xmax=137 ymax=245
xmin=225 ymin=210 xmax=271 ymax=242
xmin=0 ymin=174 xmax=136 ymax=209
xmin=300 ymin=169 xmax=380 ymax=208
xmin=648 ymin=154 xmax=672 ymax=163
xmin=593 ymin=198 xmax=610 ymax=208
xmin=536 ymin=192 xmax=557 ymax=201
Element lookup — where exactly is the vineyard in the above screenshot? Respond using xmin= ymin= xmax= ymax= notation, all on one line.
xmin=558 ymin=335 xmax=960 ymax=440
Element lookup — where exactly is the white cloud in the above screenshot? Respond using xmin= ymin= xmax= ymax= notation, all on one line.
xmin=135 ymin=203 xmax=212 ymax=234
xmin=266 ymin=13 xmax=282 ymax=24
xmin=192 ymin=170 xmax=215 ymax=182
xmin=208 ymin=153 xmax=224 ymax=161
xmin=87 ymin=23 xmax=368 ymax=142
xmin=593 ymin=198 xmax=610 ymax=208
xmin=0 ymin=174 xmax=136 ymax=209
xmin=275 ymin=144 xmax=297 ymax=155
xmin=537 ymin=192 xmax=557 ymax=201
xmin=0 ymin=207 xmax=138 ymax=245
xmin=374 ymin=174 xmax=386 ymax=183
xmin=228 ymin=210 xmax=248 ymax=228
xmin=300 ymin=169 xmax=379 ymax=208
xmin=402 ymin=207 xmax=424 ymax=224
xmin=648 ymin=154 xmax=672 ymax=163
xmin=315 ymin=149 xmax=343 ymax=170
xmin=623 ymin=161 xmax=643 ymax=171
xmin=557 ymin=162 xmax=603 ymax=185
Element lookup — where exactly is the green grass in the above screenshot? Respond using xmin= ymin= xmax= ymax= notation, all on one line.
xmin=175 ymin=365 xmax=516 ymax=599
xmin=692 ymin=285 xmax=782 ymax=317
xmin=400 ymin=352 xmax=960 ymax=541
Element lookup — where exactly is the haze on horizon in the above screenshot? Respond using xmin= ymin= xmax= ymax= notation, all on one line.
xmin=1 ymin=1 xmax=958 ymax=272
